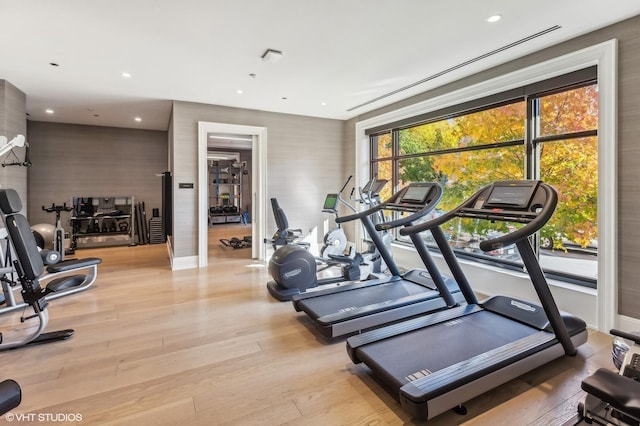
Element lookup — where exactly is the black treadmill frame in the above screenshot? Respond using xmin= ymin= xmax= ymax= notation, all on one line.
xmin=291 ymin=182 xmax=464 ymax=339
xmin=345 ymin=180 xmax=588 ymax=420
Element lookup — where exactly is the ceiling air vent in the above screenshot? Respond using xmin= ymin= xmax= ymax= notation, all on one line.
xmin=347 ymin=25 xmax=562 ymax=112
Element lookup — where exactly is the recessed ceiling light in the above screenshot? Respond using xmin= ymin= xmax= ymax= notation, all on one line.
xmin=45 ymin=109 xmax=54 ymax=114
xmin=487 ymin=14 xmax=502 ymax=23
xmin=237 ymin=89 xmax=244 ymax=94
xmin=321 ymin=102 xmax=327 ymax=106
xmin=121 ymin=72 xmax=132 ymax=78
xmin=134 ymin=117 xmax=142 ymax=122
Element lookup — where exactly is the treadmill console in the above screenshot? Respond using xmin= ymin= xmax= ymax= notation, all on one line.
xmin=459 ymin=180 xmax=549 ymax=224
xmin=482 ymin=180 xmax=539 ymax=210
xmin=362 ymin=179 xmax=388 ymax=196
xmin=402 ymin=185 xmax=433 ymax=204
xmin=387 ymin=183 xmax=439 ymax=212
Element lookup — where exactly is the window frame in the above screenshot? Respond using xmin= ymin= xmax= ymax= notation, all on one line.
xmin=354 ymin=40 xmax=617 ymax=332
xmin=369 ymin=80 xmax=598 ymax=287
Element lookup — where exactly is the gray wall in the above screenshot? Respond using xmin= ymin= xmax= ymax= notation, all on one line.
xmin=344 ymin=15 xmax=640 ymax=320
xmin=0 ymin=80 xmax=28 ymax=205
xmin=26 ymin=121 xmax=168 ymax=233
xmin=171 ymin=101 xmax=344 ymax=258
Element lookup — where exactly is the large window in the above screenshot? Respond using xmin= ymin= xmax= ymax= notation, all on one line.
xmin=369 ymin=77 xmax=598 ymax=286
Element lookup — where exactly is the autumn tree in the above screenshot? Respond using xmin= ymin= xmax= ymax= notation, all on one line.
xmin=388 ymin=84 xmax=598 ymax=249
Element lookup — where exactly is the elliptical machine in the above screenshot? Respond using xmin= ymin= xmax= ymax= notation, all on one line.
xmin=266 ymin=177 xmax=390 ymax=302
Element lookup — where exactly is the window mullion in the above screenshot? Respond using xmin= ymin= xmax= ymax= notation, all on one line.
xmin=526 ymin=96 xmax=540 ymax=180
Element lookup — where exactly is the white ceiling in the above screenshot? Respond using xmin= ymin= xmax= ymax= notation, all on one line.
xmin=1 ymin=1 xmax=639 ymax=131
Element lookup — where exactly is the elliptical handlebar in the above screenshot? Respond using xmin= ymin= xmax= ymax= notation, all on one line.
xmin=338 ymin=175 xmax=353 ymax=195
xmin=335 ymin=175 xmax=357 ymax=214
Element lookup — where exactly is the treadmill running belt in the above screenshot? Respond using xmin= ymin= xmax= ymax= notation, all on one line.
xmin=355 ymin=310 xmax=539 ymax=390
xmin=298 ymin=281 xmax=430 ymax=320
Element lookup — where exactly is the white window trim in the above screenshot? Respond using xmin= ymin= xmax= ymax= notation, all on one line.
xmin=354 ymin=39 xmax=617 ymax=332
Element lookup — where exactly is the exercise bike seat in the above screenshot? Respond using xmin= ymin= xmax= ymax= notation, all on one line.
xmin=582 ymin=368 xmax=640 ymax=419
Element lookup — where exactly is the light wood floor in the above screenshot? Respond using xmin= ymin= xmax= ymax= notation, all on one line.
xmin=0 ymin=224 xmax=614 ymax=425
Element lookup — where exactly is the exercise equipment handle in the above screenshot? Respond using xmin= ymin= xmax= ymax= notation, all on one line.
xmin=338 ymin=175 xmax=353 ymax=195
xmin=335 ymin=204 xmax=382 ymax=225
xmin=479 ymin=184 xmax=556 ymax=252
xmin=42 ymin=203 xmax=73 ymax=213
xmin=611 ymin=329 xmax=640 ymax=345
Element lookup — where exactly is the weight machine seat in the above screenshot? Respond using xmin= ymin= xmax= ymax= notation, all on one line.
xmin=0 ymin=189 xmax=74 ymax=350
xmin=582 ymin=368 xmax=640 ymax=419
xmin=46 ymin=257 xmax=102 ymax=274
xmin=0 ymin=190 xmax=46 ymax=280
xmin=0 ymin=380 xmax=21 ymax=415
xmin=0 ymin=190 xmax=101 ymax=296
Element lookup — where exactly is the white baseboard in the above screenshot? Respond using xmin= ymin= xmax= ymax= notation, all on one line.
xmin=171 ymin=255 xmax=199 ymax=270
xmin=166 ymin=238 xmax=199 ymax=271
xmin=616 ymin=315 xmax=640 ymax=332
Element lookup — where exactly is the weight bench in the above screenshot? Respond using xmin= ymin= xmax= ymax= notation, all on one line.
xmin=579 ymin=328 xmax=640 ymax=425
xmin=0 ymin=190 xmax=101 ymax=315
xmin=580 ymin=368 xmax=640 ymax=424
xmin=0 ymin=188 xmax=74 ymax=350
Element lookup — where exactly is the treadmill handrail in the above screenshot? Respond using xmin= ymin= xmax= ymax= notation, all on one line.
xmin=336 ymin=183 xmax=443 ymax=231
xmin=478 ymin=183 xmax=556 ymax=252
xmin=399 ymin=181 xmax=557 ymax=253
xmin=335 ymin=204 xmax=383 ymax=225
xmin=399 ymin=186 xmax=487 ymax=235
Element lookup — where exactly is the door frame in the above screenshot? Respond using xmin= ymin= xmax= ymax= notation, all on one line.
xmin=198 ymin=121 xmax=267 ymax=266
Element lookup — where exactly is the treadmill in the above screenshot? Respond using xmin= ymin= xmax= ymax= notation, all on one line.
xmin=291 ymin=182 xmax=463 ymax=339
xmin=346 ymin=180 xmax=588 ymax=421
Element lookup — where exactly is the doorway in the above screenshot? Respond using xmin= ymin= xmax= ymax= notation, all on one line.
xmin=207 ymin=147 xmax=252 ymax=259
xmin=198 ymin=122 xmax=267 ymax=267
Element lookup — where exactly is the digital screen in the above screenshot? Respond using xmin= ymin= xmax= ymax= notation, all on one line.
xmin=401 ymin=185 xmax=431 ymax=204
xmin=323 ymin=193 xmax=338 ymax=210
xmin=362 ymin=179 xmax=387 ymax=195
xmin=485 ymin=182 xmax=537 ymax=208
